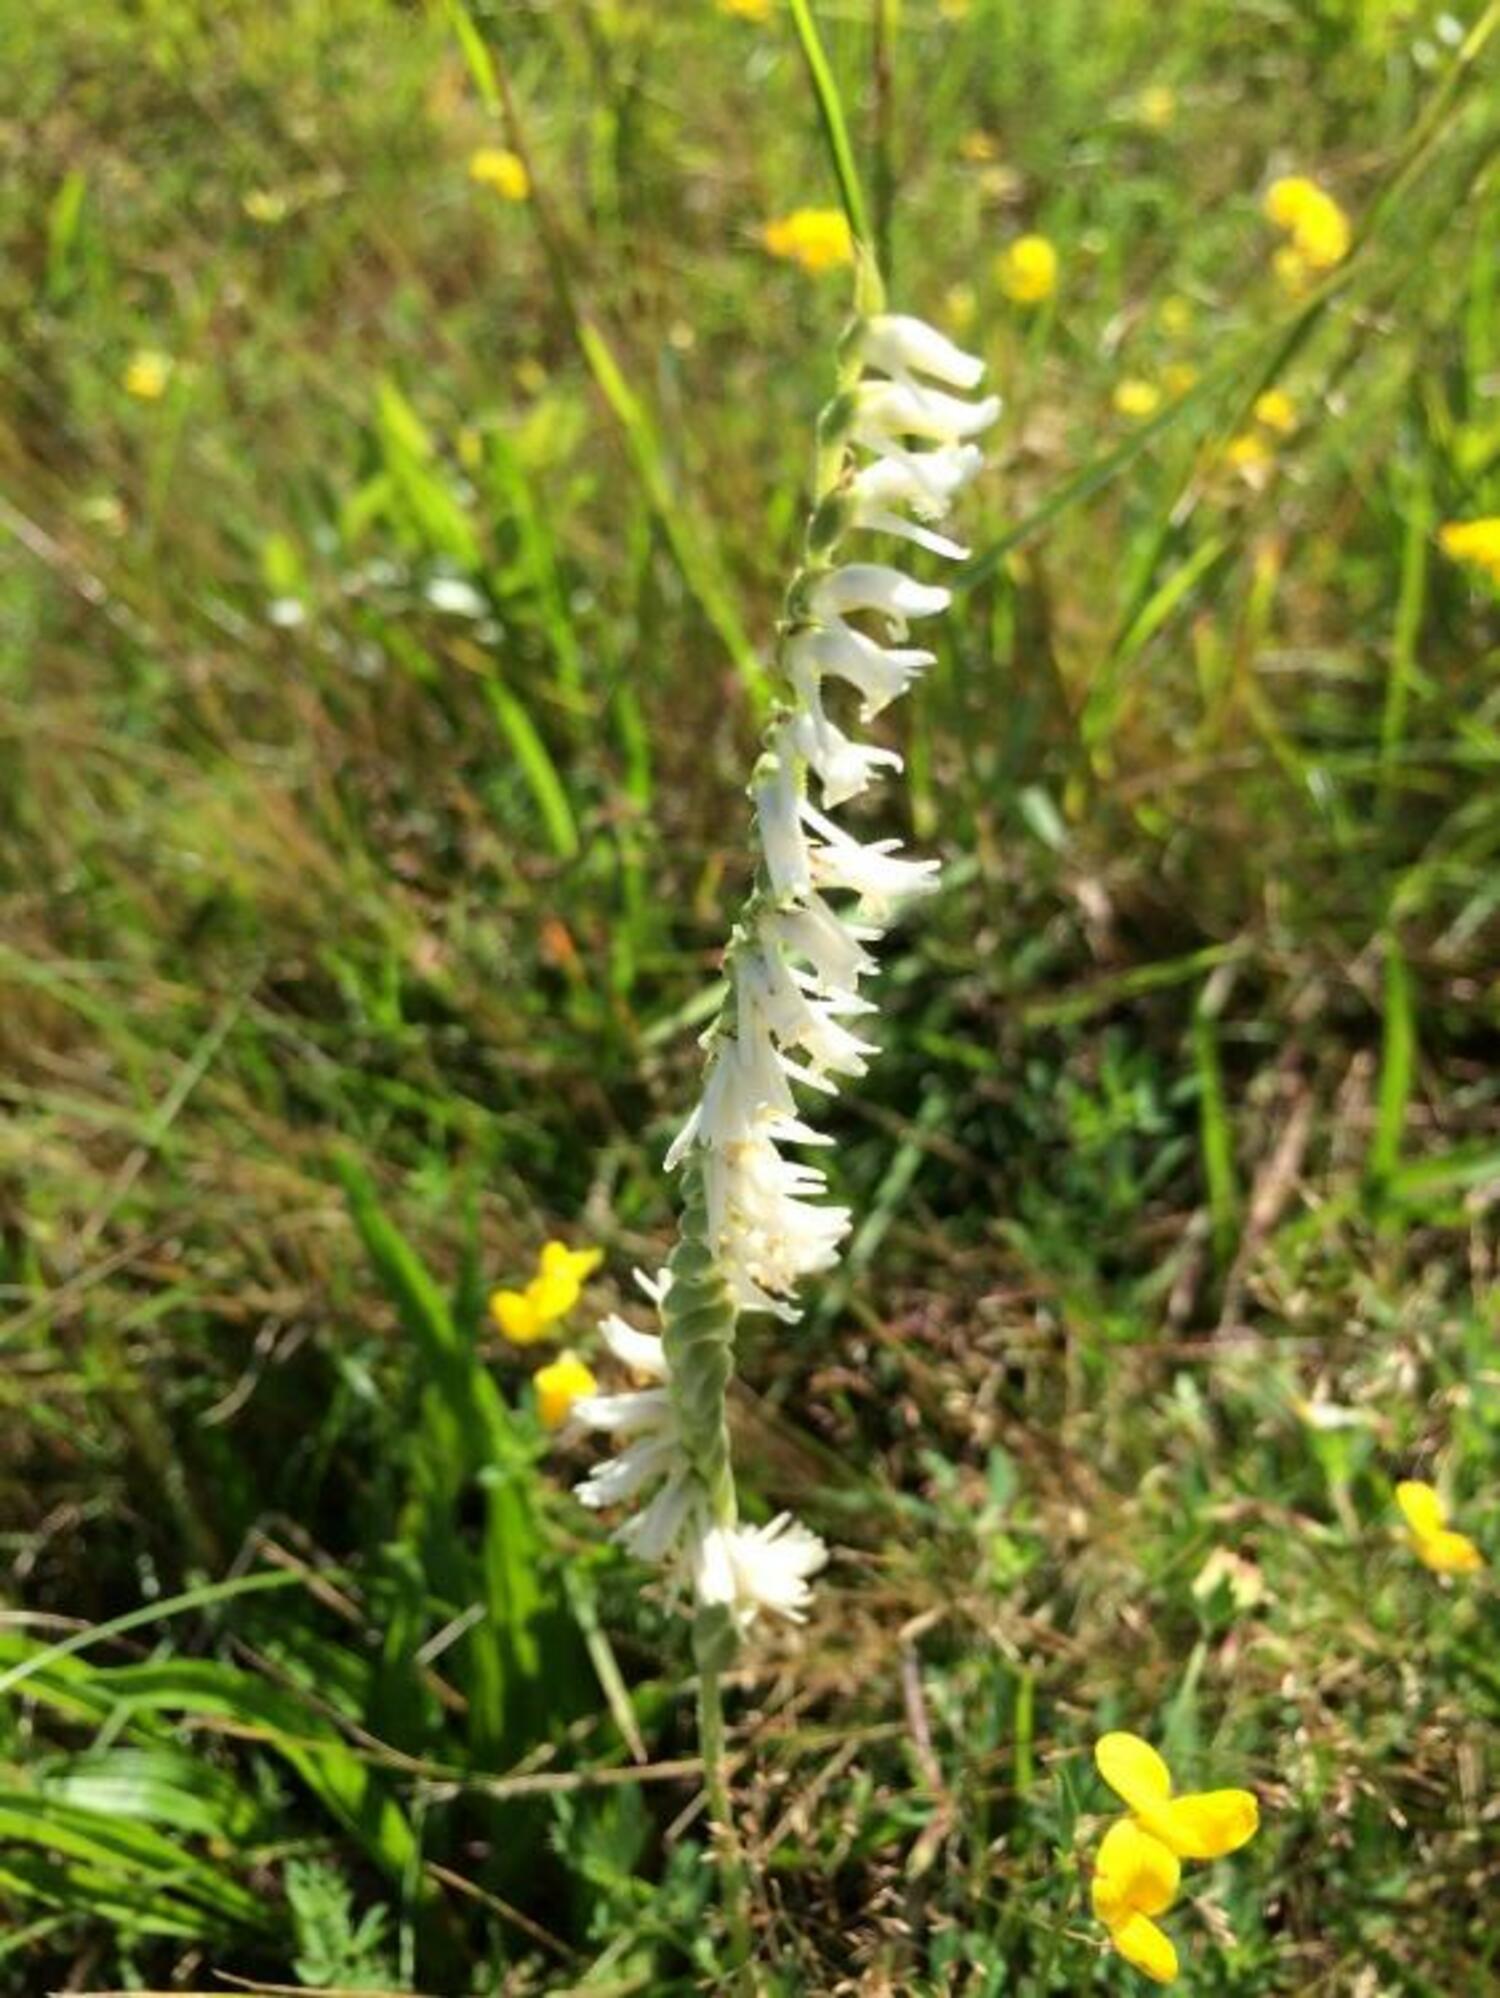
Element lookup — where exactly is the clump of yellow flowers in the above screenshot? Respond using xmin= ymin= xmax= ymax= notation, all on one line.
xmin=1438 ymin=516 xmax=1500 ymax=587
xmin=718 ymin=0 xmax=772 ymax=16
xmin=1396 ymin=1480 xmax=1483 ymax=1575
xmin=468 ymin=146 xmax=530 ymax=203
xmin=997 ymin=233 xmax=1058 ymax=306
xmin=1091 ymin=1732 xmax=1259 ymax=1983
xmin=761 ymin=207 xmax=854 ymax=275
xmin=1263 ymin=174 xmax=1351 ymax=292
xmin=490 ymin=1240 xmax=602 ymax=1345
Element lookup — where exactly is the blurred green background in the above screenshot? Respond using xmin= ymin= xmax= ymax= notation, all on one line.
xmin=1 ymin=0 xmax=1497 ymax=1991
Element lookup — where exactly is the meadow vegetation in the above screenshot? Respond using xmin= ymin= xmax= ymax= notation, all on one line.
xmin=1 ymin=0 xmax=1498 ymax=1990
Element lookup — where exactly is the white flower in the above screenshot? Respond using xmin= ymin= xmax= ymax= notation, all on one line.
xmin=788 ymin=621 xmax=935 ymax=721
xmin=771 ymin=892 xmax=881 ymax=998
xmin=618 ymin=1471 xmax=697 ymax=1563
xmin=810 ymin=563 xmax=951 ymax=637
xmin=783 ymin=671 xmax=903 ymax=807
xmin=573 ymin=1345 xmax=699 ymax=1559
xmin=693 ymin=1514 xmax=828 ymax=1630
xmin=704 ymin=1133 xmax=850 ymax=1310
xmin=847 ymin=454 xmax=976 ymax=559
xmin=859 ymin=313 xmax=987 ymax=391
xmin=753 ymin=746 xmax=812 ymax=900
xmin=800 ymin=798 xmax=941 ymax=911
xmin=853 ymin=379 xmax=1002 ymax=450
xmin=737 ymin=941 xmax=877 ymax=1079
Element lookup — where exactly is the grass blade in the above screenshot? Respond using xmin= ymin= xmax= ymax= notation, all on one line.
xmin=787 ymin=0 xmax=876 ymax=261
xmin=1369 ymin=931 xmax=1416 ymax=1194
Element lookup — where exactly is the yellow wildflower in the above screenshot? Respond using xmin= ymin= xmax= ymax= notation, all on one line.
xmin=1438 ymin=517 xmax=1500 ymax=586
xmin=538 ymin=1239 xmax=604 ymax=1289
xmin=938 ymin=0 xmax=972 ymax=17
xmin=1091 ymin=1818 xmax=1181 ymax=1983
xmin=1263 ymin=175 xmax=1350 ymax=270
xmin=1091 ymin=1732 xmax=1258 ymax=1982
xmin=1096 ymin=1733 xmax=1259 ymax=1863
xmin=1396 ymin=1480 xmax=1483 ymax=1574
xmin=468 ymin=146 xmax=530 ymax=202
xmin=997 ymin=233 xmax=1058 ymax=306
xmin=490 ymin=1238 xmax=602 ymax=1345
xmin=761 ymin=207 xmax=853 ymax=275
xmin=1113 ymin=377 xmax=1162 ymax=419
xmin=1253 ymin=387 xmax=1297 ymax=435
xmin=1225 ymin=432 xmax=1273 ymax=474
xmin=534 ymin=1350 xmax=598 ymax=1430
xmin=1163 ymin=362 xmax=1198 ymax=398
xmin=718 ymin=0 xmax=772 ymax=16
xmin=1137 ymin=84 xmax=1176 ymax=131
xmin=123 ymin=350 xmax=173 ymax=401
xmin=959 ymin=129 xmax=999 ymax=164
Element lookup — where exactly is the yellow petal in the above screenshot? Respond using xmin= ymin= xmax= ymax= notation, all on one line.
xmin=1415 ymin=1528 xmax=1483 ymax=1575
xmin=1095 ymin=1733 xmax=1173 ymax=1815
xmin=1253 ymin=388 xmax=1296 ymax=435
xmin=1091 ymin=1818 xmax=1181 ymax=1926
xmin=1146 ymin=1788 xmax=1259 ymax=1860
xmin=534 ymin=1351 xmax=598 ymax=1430
xmin=1395 ymin=1480 xmax=1447 ymax=1539
xmin=1110 ymin=1911 xmax=1179 ymax=1984
xmin=996 ymin=233 xmax=1058 ymax=305
xmin=539 ymin=1240 xmax=603 ymax=1286
xmin=468 ymin=146 xmax=530 ymax=201
xmin=1113 ymin=378 xmax=1162 ymax=419
xmin=526 ymin=1270 xmax=580 ymax=1324
xmin=1263 ymin=174 xmax=1320 ymax=228
xmin=490 ymin=1289 xmax=543 ymax=1345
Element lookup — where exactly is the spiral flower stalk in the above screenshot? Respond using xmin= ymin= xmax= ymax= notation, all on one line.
xmin=576 ymin=304 xmax=998 ymax=1639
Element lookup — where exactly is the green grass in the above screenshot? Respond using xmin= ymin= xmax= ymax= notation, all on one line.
xmin=2 ymin=0 xmax=1499 ymax=1990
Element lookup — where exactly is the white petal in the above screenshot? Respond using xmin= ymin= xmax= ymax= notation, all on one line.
xmin=617 ymin=1473 xmax=695 ymax=1561
xmin=787 ymin=623 xmax=933 ymax=720
xmin=811 ymin=564 xmax=951 ymax=630
xmin=773 ymin=892 xmax=882 ymax=993
xmin=851 ymin=443 xmax=983 ymax=518
xmin=851 ymin=506 xmax=970 ymax=562
xmin=598 ymin=1313 xmax=668 ymax=1378
xmin=574 ymin=1431 xmax=677 ymax=1509
xmin=571 ymin=1387 xmax=673 ymax=1436
xmin=784 ymin=688 xmax=903 ymax=809
xmin=860 ymin=313 xmax=986 ymax=391
xmin=854 ymin=379 xmax=1001 ymax=447
xmin=691 ymin=1523 xmax=737 ymax=1607
xmin=753 ymin=745 xmax=812 ymax=900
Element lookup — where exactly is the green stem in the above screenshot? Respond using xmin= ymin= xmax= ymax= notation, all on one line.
xmin=697 ymin=1634 xmax=752 ymax=1973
